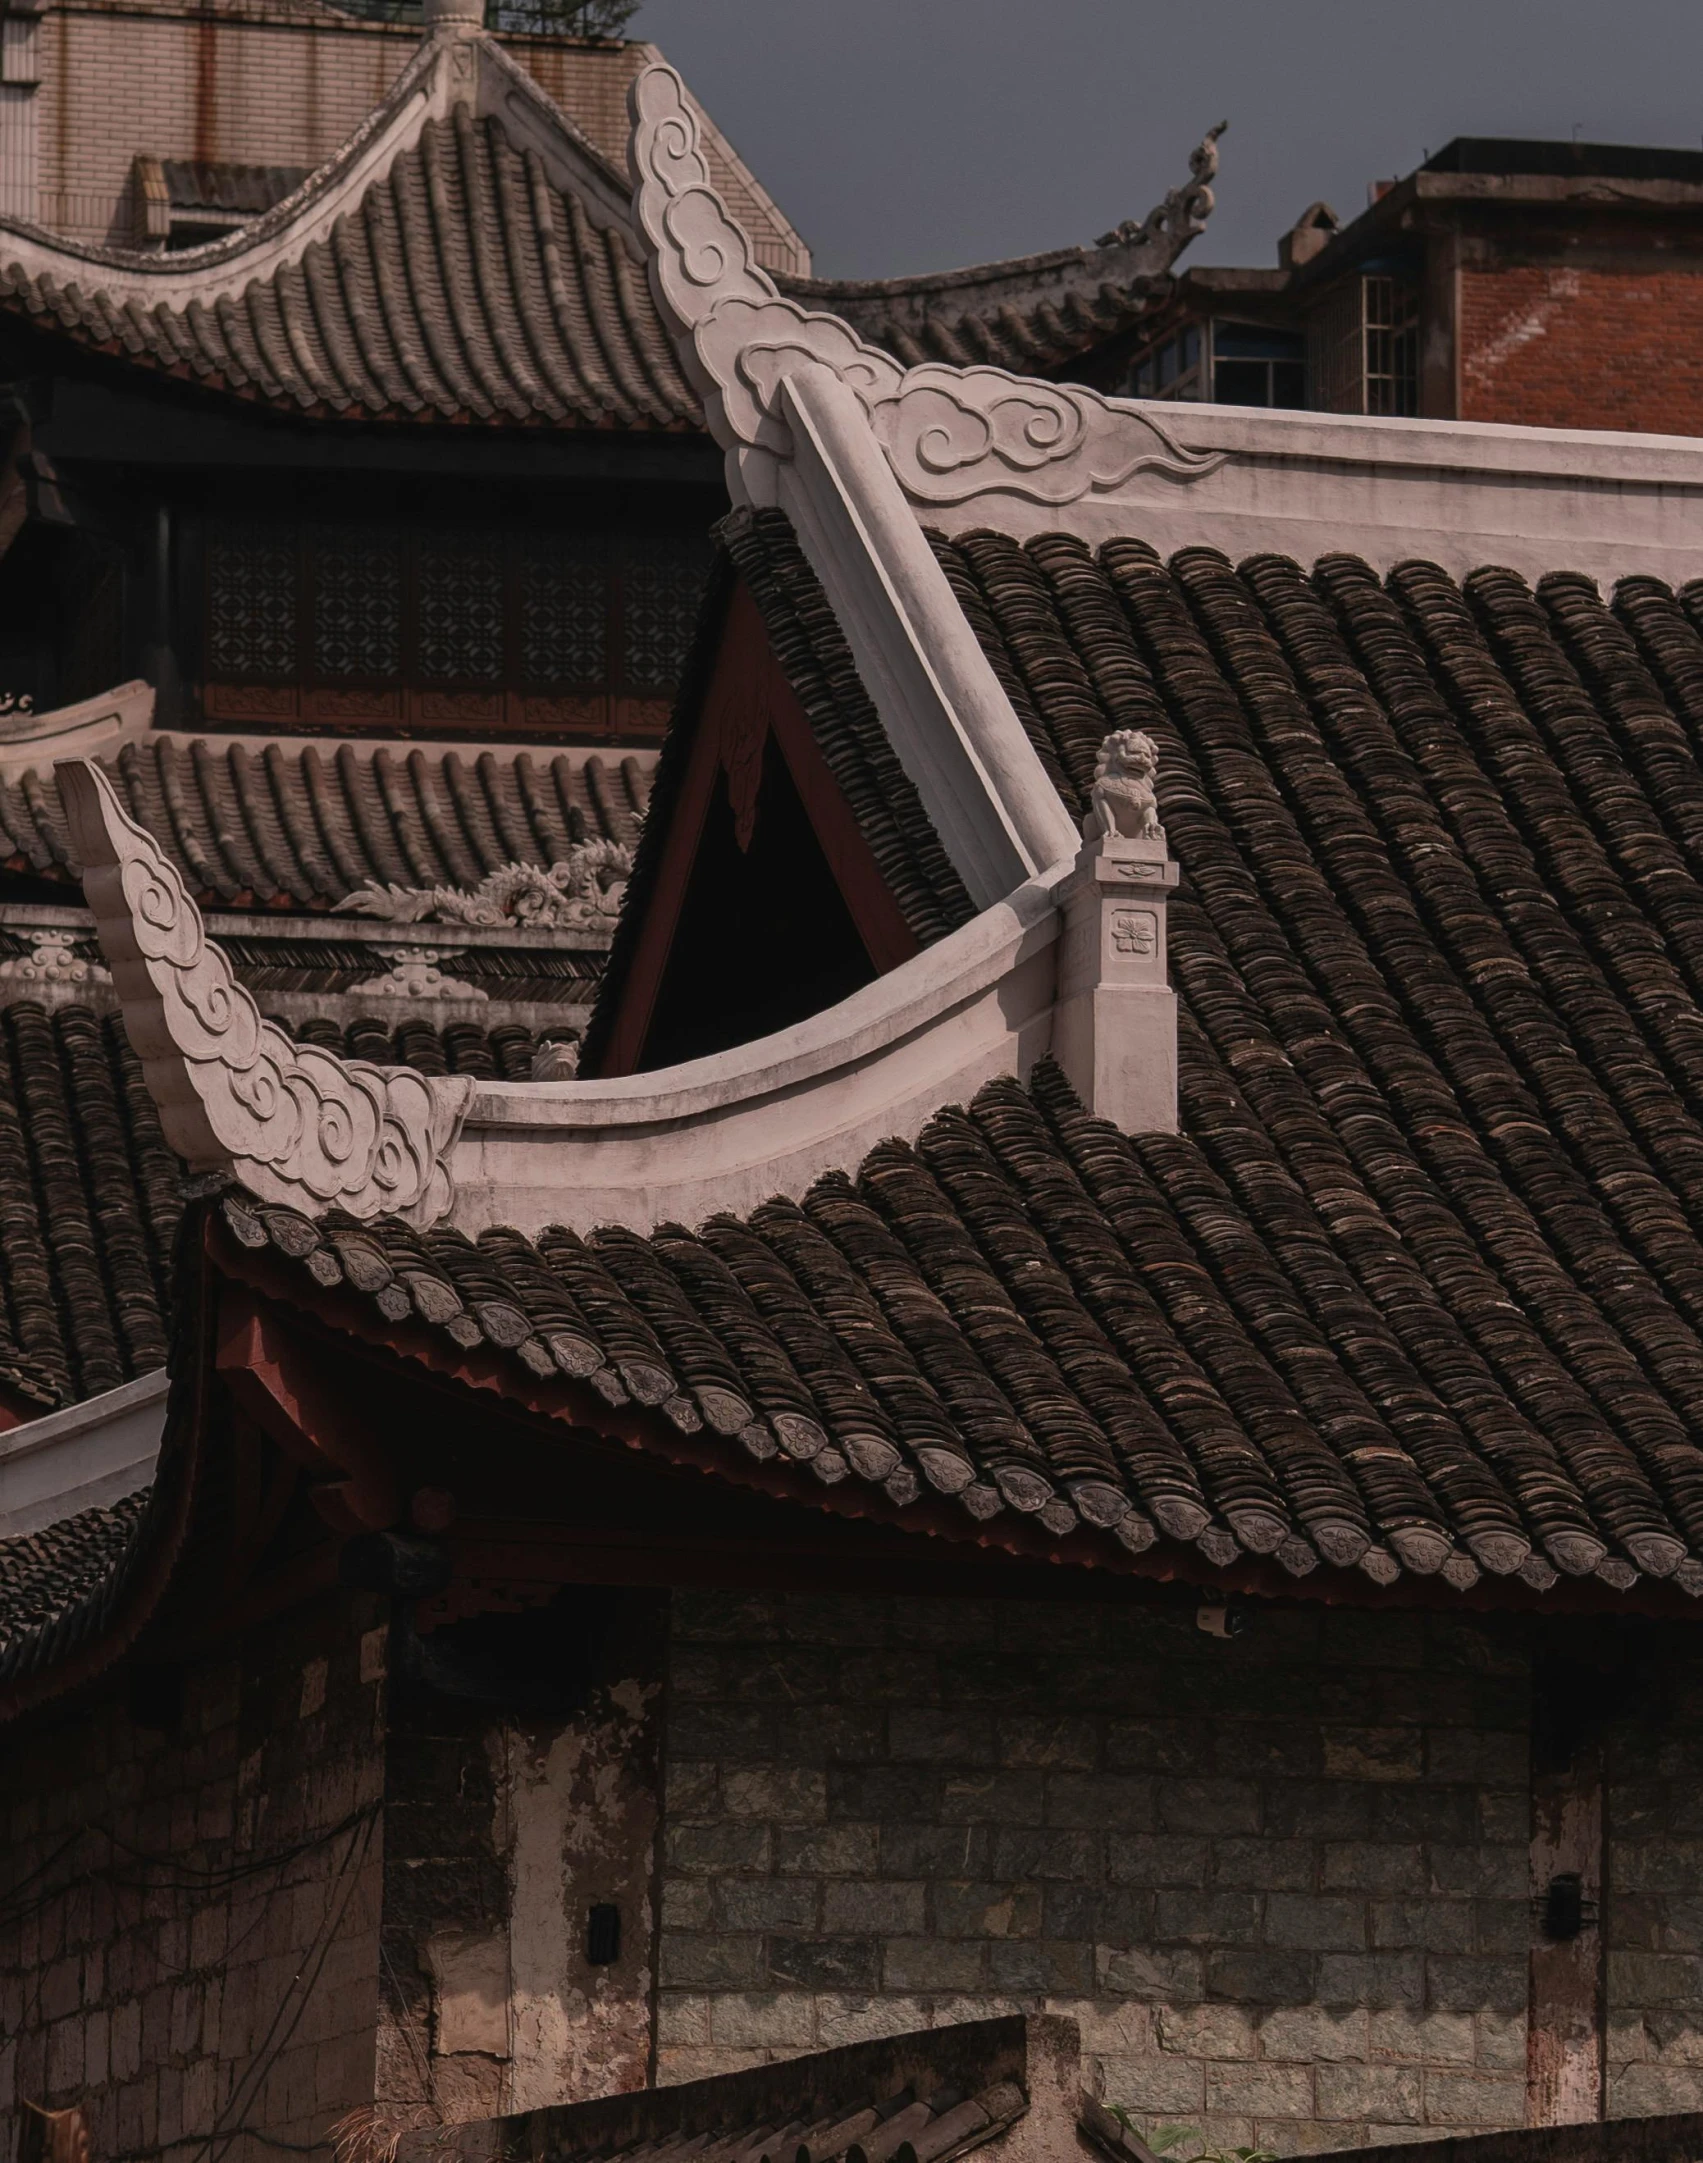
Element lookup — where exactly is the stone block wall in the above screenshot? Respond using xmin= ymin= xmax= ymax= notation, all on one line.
xmin=0 ymin=1587 xmax=387 ymax=2163
xmin=1604 ymin=1637 xmax=1703 ymax=2119
xmin=376 ymin=1591 xmax=667 ymax=2126
xmin=657 ymin=1591 xmax=1535 ymax=2155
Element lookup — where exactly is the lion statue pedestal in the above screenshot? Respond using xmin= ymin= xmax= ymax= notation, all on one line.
xmin=1053 ymin=731 xmax=1179 ymax=1135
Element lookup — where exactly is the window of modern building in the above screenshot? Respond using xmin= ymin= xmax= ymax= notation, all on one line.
xmin=1363 ymin=275 xmax=1421 ymax=416
xmin=1128 ymin=320 xmax=1305 ymax=406
xmin=1308 ymin=273 xmax=1420 ymax=417
xmin=1208 ymin=322 xmax=1308 ymax=408
xmin=1131 ymin=323 xmax=1204 ymax=400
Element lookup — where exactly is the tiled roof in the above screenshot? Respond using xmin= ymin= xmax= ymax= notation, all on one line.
xmin=0 ymin=1005 xmax=178 ymax=1412
xmin=720 ymin=512 xmax=973 ymax=945
xmin=292 ymin=1013 xmax=549 ymax=1078
xmin=398 ymin=2017 xmax=1036 ymax=2163
xmin=248 ymin=519 xmax=1703 ymax=1604
xmin=0 ymin=1004 xmax=549 ymax=1416
xmin=0 ymin=736 xmax=649 ymax=909
xmin=930 ymin=528 xmax=1703 ymax=1595
xmin=775 ymin=130 xmax=1222 ymax=378
xmin=0 ymin=1489 xmax=150 ymax=1666
xmin=0 ymin=105 xmax=697 ymax=428
xmin=785 ymin=261 xmax=1168 ymax=377
xmin=30 ymin=516 xmax=1703 ymax=1611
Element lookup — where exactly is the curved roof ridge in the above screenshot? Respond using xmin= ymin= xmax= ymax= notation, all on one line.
xmin=0 ymin=36 xmax=444 ymax=295
xmin=776 ymin=123 xmax=1224 ymax=369
xmin=0 ymin=25 xmax=635 ymax=312
xmin=0 ymin=41 xmax=696 ymax=425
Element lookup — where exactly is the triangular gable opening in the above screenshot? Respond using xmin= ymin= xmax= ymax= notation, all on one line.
xmin=591 ymin=579 xmax=919 ymax=1077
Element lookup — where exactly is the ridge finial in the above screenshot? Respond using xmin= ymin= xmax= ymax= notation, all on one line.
xmin=57 ymin=759 xmax=470 ymax=1229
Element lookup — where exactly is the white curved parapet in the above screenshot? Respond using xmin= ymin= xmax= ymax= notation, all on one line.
xmin=445 ymin=866 xmax=1070 ymax=1236
xmin=628 ymin=57 xmax=1703 ymax=590
xmin=0 ymin=1369 xmax=167 ymax=1540
xmin=60 ymin=734 xmax=1183 ymax=1237
xmin=626 ymin=60 xmax=1221 ymax=517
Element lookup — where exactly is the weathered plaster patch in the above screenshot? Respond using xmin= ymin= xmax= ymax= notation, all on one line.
xmin=499 ymin=1666 xmax=664 ymax=2110
xmin=424 ymin=1931 xmax=510 ymax=2059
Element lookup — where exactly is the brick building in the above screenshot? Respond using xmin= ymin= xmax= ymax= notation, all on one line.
xmin=1111 ymin=139 xmax=1703 ymax=434
xmin=11 ymin=45 xmax=1703 ymax=2163
xmin=0 ymin=0 xmax=808 ymax=269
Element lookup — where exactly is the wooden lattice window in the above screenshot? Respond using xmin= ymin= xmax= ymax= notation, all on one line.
xmin=201 ymin=519 xmax=711 ymax=740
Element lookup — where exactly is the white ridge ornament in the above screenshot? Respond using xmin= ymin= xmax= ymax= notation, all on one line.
xmin=58 ymin=759 xmax=471 ymax=1228
xmin=627 ymin=63 xmax=1223 ymax=509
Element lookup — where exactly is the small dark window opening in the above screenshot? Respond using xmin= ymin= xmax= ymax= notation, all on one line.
xmin=1210 ymin=322 xmax=1308 ymax=409
xmin=1542 ymin=1874 xmax=1585 ymax=1942
xmin=586 ymin=1904 xmax=621 ymax=1967
xmin=638 ymin=735 xmax=877 ymax=1070
xmin=1363 ymin=276 xmax=1420 ymax=417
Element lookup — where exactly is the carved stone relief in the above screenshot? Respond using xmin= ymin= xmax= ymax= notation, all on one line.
xmin=349 ymin=946 xmax=490 ymax=1003
xmin=1111 ymin=909 xmax=1158 ymax=957
xmin=1083 ymin=727 xmax=1166 ymax=849
xmin=333 ymin=841 xmax=634 ymax=931
xmin=0 ymin=928 xmax=110 ymax=985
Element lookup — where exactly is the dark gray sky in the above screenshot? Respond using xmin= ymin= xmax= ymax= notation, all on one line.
xmin=626 ymin=1 xmax=1703 ymax=279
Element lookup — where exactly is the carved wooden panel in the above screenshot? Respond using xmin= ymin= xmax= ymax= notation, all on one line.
xmin=622 ymin=535 xmax=709 ymax=694
xmin=201 ymin=519 xmax=711 ymax=741
xmin=418 ymin=535 xmax=505 ymax=686
xmin=521 ymin=531 xmax=608 ymax=688
xmin=206 ymin=523 xmax=298 ymax=681
xmin=310 ymin=524 xmax=403 ymax=681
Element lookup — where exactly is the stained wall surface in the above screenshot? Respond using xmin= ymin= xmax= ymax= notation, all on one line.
xmin=1457 ymin=258 xmax=1703 ymax=435
xmin=0 ymin=1586 xmax=388 ymax=2163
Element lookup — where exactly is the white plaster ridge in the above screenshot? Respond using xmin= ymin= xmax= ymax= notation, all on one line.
xmin=775 ymin=368 xmax=1080 ymax=906
xmin=625 ymin=52 xmax=1703 ymax=590
xmin=0 ymin=1368 xmax=166 ymax=1540
xmin=924 ymin=396 xmax=1703 ymax=586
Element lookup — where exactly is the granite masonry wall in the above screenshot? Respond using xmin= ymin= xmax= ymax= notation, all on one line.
xmin=655 ymin=1590 xmax=1703 ymax=2154
xmin=377 ymin=1592 xmax=667 ymax=2126
xmin=0 ymin=1587 xmax=387 ymax=2163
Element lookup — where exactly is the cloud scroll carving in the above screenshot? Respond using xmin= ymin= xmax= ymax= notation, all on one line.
xmin=629 ymin=65 xmax=1223 ymax=507
xmin=58 ymin=760 xmax=469 ymax=1228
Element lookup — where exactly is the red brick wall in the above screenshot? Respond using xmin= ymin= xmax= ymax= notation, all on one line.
xmin=0 ymin=1591 xmax=387 ymax=2163
xmin=1458 ymin=262 xmax=1703 ymax=434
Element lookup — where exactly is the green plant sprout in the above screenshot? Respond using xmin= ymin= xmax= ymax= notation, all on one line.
xmin=1106 ymin=2111 xmax=1279 ymax=2163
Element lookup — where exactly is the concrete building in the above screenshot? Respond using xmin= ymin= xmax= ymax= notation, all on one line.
xmin=1112 ymin=138 xmax=1703 ymax=433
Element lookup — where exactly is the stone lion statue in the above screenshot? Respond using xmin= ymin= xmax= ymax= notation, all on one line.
xmin=1084 ymin=728 xmax=1163 ymax=844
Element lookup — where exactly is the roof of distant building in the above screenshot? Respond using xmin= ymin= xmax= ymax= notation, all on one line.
xmin=779 ymin=126 xmax=1224 ymax=375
